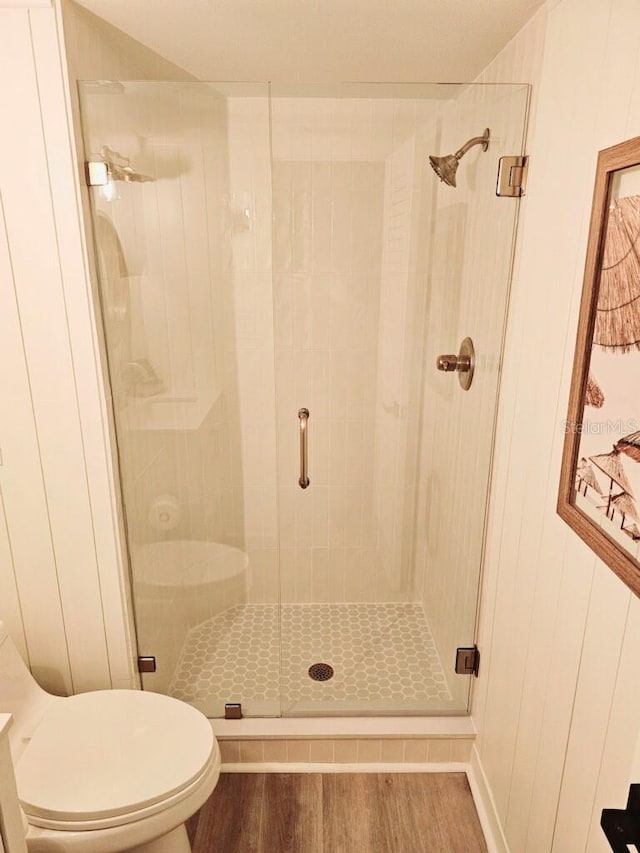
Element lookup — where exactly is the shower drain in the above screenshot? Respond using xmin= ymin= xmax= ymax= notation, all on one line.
xmin=308 ymin=662 xmax=334 ymax=682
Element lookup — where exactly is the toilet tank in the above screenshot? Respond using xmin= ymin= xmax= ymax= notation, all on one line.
xmin=0 ymin=622 xmax=56 ymax=762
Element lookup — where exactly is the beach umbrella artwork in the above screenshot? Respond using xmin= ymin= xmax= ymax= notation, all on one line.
xmin=590 ymin=447 xmax=634 ymax=516
xmin=593 ymin=195 xmax=640 ymax=352
xmin=585 ymin=373 xmax=604 ymax=408
xmin=616 ymin=429 xmax=640 ymax=462
xmin=608 ymin=491 xmax=640 ymax=529
xmin=575 ymin=457 xmax=603 ymax=496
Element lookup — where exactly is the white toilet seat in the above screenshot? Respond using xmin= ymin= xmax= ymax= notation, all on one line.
xmin=24 ymin=752 xmax=221 ymax=853
xmin=16 ymin=690 xmax=217 ymax=832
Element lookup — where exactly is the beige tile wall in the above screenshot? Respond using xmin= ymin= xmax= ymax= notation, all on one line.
xmin=218 ymin=736 xmax=473 ymax=765
xmin=268 ymin=97 xmax=440 ymax=604
xmin=225 ymin=96 xmax=280 ymax=603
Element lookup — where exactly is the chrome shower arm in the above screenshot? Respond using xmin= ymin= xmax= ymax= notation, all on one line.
xmin=454 ymin=128 xmax=490 ymax=160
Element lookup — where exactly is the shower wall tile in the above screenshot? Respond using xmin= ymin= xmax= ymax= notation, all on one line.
xmin=333 ymin=739 xmax=359 ymax=763
xmin=310 ymin=548 xmax=337 ymax=602
xmin=280 ymin=547 xmax=313 ymax=602
xmin=273 ymin=274 xmax=294 ymax=348
xmin=246 ymin=548 xmax=279 ymax=604
xmin=403 ymin=739 xmax=429 ymax=763
xmin=428 ymin=739 xmax=453 ymax=763
xmin=309 ymin=421 xmax=331 ymax=486
xmin=271 ymin=117 xmax=399 ymax=603
xmin=219 ymin=741 xmax=241 ymax=764
xmin=357 ymin=740 xmax=382 ymax=763
xmin=286 ymin=740 xmax=312 ymax=763
xmin=218 ymin=737 xmax=474 ymax=766
xmin=380 ymin=740 xmax=405 ymax=763
xmin=308 ymin=740 xmax=335 ymax=763
xmin=262 ymin=740 xmax=288 ymax=763
xmin=225 ymin=95 xmax=279 ymax=603
xmin=239 ymin=740 xmax=265 ymax=764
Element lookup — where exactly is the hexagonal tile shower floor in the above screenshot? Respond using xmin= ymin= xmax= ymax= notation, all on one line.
xmin=168 ymin=603 xmax=453 ymax=716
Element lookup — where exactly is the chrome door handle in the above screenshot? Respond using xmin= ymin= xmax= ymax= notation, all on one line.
xmin=298 ymin=408 xmax=310 ymax=489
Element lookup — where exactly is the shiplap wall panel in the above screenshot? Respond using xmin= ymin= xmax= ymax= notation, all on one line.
xmin=521 ymin=540 xmax=596 ymax=853
xmin=0 ymin=7 xmax=112 ymax=693
xmin=0 ymin=193 xmax=61 ymax=673
xmin=486 ymin=0 xmax=612 ymax=831
xmin=0 ymin=196 xmax=28 ymax=666
xmin=551 ymin=567 xmax=630 ymax=853
xmin=473 ymin=1 xmax=640 ymax=851
xmin=584 ymin=594 xmax=640 ymax=852
xmin=0 ymin=15 xmax=77 ymax=695
xmin=0 ymin=490 xmax=25 ymax=662
xmin=29 ymin=6 xmax=137 ymax=689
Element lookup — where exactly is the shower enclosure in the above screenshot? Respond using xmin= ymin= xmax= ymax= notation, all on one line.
xmin=79 ymin=81 xmax=529 ymax=718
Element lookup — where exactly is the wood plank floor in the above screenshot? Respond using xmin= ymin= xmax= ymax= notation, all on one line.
xmin=187 ymin=773 xmax=487 ymax=852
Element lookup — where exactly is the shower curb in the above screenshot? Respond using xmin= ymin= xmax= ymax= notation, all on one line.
xmin=211 ymin=716 xmax=475 ymax=739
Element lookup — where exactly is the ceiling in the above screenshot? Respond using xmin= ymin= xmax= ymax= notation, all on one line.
xmin=74 ymin=0 xmax=547 ymax=83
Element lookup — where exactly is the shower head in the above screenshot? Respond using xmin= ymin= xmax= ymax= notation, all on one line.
xmin=108 ymin=162 xmax=154 ymax=183
xmin=429 ymin=128 xmax=490 ymax=188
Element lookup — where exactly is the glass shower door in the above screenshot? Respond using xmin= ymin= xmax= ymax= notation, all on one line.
xmin=80 ymin=79 xmax=529 ymax=719
xmin=79 ymin=81 xmax=282 ymax=717
xmin=269 ymin=83 xmax=530 ymax=716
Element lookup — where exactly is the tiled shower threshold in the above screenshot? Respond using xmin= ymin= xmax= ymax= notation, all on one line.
xmin=212 ymin=714 xmax=476 ymax=739
xmin=211 ymin=714 xmax=477 ymax=774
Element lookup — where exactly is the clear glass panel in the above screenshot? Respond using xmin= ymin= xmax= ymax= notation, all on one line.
xmin=79 ymin=81 xmax=282 ymax=717
xmin=79 ymin=80 xmax=529 ymax=718
xmin=269 ymin=82 xmax=530 ymax=715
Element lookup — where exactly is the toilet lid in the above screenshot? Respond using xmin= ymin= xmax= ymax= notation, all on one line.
xmin=16 ymin=690 xmax=214 ymax=826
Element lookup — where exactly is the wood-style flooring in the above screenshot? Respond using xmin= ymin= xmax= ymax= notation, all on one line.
xmin=187 ymin=772 xmax=487 ymax=852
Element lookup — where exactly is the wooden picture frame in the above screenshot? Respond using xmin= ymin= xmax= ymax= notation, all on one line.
xmin=558 ymin=136 xmax=640 ymax=597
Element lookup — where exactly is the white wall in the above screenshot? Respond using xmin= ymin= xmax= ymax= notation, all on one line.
xmin=0 ymin=2 xmax=134 ymax=695
xmin=472 ymin=2 xmax=640 ymax=851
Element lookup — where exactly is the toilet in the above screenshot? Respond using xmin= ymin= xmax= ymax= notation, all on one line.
xmin=0 ymin=621 xmax=221 ymax=853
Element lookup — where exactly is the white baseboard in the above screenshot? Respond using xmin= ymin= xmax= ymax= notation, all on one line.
xmin=466 ymin=745 xmax=511 ymax=853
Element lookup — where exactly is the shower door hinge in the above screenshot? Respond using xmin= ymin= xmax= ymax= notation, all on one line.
xmin=455 ymin=646 xmax=480 ymax=677
xmin=496 ymin=155 xmax=528 ymax=197
xmin=137 ymin=655 xmax=156 ymax=673
xmin=85 ymin=160 xmax=109 ymax=187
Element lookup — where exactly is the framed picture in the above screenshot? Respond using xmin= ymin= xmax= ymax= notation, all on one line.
xmin=558 ymin=136 xmax=640 ymax=597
